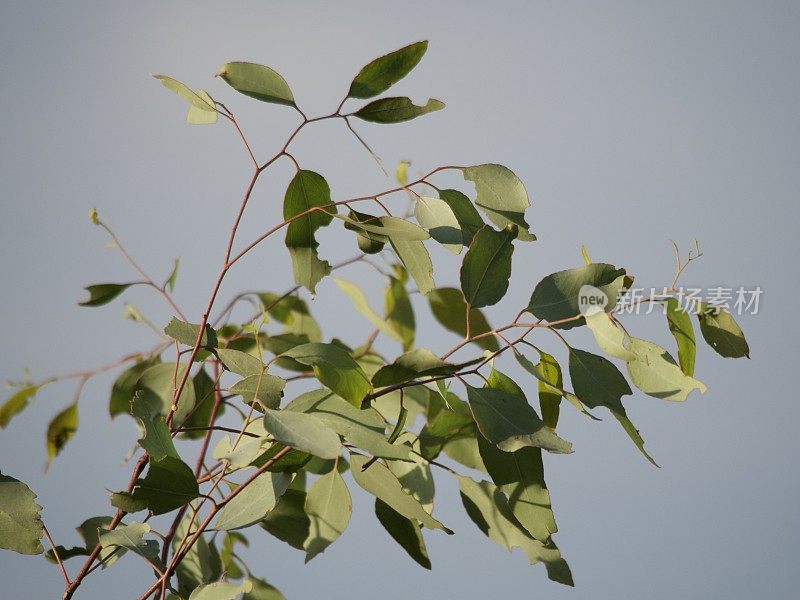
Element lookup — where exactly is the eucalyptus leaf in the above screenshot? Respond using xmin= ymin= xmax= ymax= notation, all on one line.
xmin=375 ymin=499 xmax=431 ymax=569
xmin=188 ymin=580 xmax=254 ymax=600
xmin=214 ymin=471 xmax=291 ymax=531
xmin=131 ymin=390 xmax=177 ymax=461
xmin=697 ymin=304 xmax=750 ymax=359
xmin=348 ymin=41 xmax=428 ymax=99
xmin=584 ymin=310 xmax=636 ymax=360
xmin=427 ymin=288 xmax=499 ymax=352
xmin=0 ymin=473 xmax=44 ymax=555
xmin=263 ymin=409 xmax=342 ymax=460
xmin=282 ymin=343 xmax=371 ymax=406
xmin=665 ymin=298 xmax=697 ymax=376
xmin=390 ymin=239 xmax=435 ymax=295
xmin=78 ymin=283 xmax=132 ymax=307
xmin=385 ymin=274 xmax=415 ymax=350
xmin=132 ymin=456 xmax=199 ymax=515
xmin=303 ymin=468 xmax=352 ymax=561
xmin=164 ymin=318 xmax=218 ymax=349
xmin=217 ymin=62 xmax=295 ymax=107
xmin=626 ymin=338 xmax=707 ymax=401
xmin=461 ymin=164 xmax=535 ymax=240
xmin=414 ymin=195 xmax=462 ymax=253
xmin=439 ymin=188 xmax=485 ymax=246
xmin=460 ymin=225 xmax=516 ymax=308
xmin=353 ymin=97 xmax=444 ymax=124
xmin=1 ymin=385 xmax=44 ymax=429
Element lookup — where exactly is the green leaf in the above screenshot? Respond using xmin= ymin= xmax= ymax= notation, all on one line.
xmin=569 ymin=349 xmax=657 ymax=466
xmin=337 ymin=212 xmax=431 ymax=242
xmin=460 ymin=225 xmax=516 ymax=308
xmin=217 ymin=62 xmax=295 ymax=107
xmin=264 ymin=409 xmax=341 ymax=460
xmin=349 ymin=454 xmax=450 ymax=532
xmin=375 ymin=498 xmax=431 ymax=569
xmin=78 ymin=283 xmax=132 ymax=307
xmin=665 ymin=298 xmax=697 ymax=376
xmin=390 ymin=239 xmax=434 ymax=295
xmin=132 ymin=456 xmax=199 ymax=515
xmin=136 ymin=362 xmax=196 ymax=424
xmin=458 ymin=476 xmax=571 ymax=584
xmin=386 ymin=433 xmax=435 ymax=511
xmin=180 ymin=368 xmax=225 ymax=440
xmin=333 ymin=278 xmax=400 ymax=341
xmin=189 ymin=580 xmax=254 ymax=600
xmin=165 ymin=258 xmax=180 ymax=292
xmin=260 ymin=489 xmax=311 ymax=550
xmin=131 ymin=390 xmax=178 ymax=461
xmin=164 ymin=318 xmax=218 ymax=349
xmin=372 ymin=349 xmax=470 ymax=388
xmin=353 ymin=97 xmax=444 ymax=124
xmin=216 ymin=349 xmax=265 ymax=378
xmin=214 ymin=471 xmax=291 ymax=531
xmin=477 ymin=434 xmax=556 ymax=542
xmin=45 ymin=402 xmax=78 ymax=467
xmin=187 ymin=90 xmax=218 ymax=125
xmin=287 ymin=247 xmax=331 ymax=295
xmin=439 ymin=188 xmax=485 ymax=246
xmin=414 ymin=195 xmax=462 ymax=253
xmin=697 ymin=305 xmax=750 ymax=359
xmin=461 ymin=164 xmax=535 ymax=240
xmin=385 ymin=274 xmax=415 ymax=351
xmin=213 ymin=434 xmax=264 ymax=471
xmin=243 ymin=578 xmax=286 ymax=600
xmin=99 ymin=521 xmax=161 ymax=568
xmin=229 ymin=373 xmax=286 ymax=410
xmin=284 ymin=170 xmax=336 ymax=248
xmin=153 ymin=75 xmax=217 ymax=111
xmin=1 ymin=385 xmax=44 ymax=429
xmin=282 ymin=343 xmax=371 ymax=406
xmin=626 ymin=338 xmax=707 ymax=401
xmin=109 ymin=357 xmax=160 ymax=418
xmin=584 ymin=310 xmax=637 ymax=360
xmin=109 ymin=491 xmax=148 ymax=514
xmin=303 ymin=468 xmax=352 ymax=561
xmin=0 ymin=473 xmax=43 ymax=554
xmin=259 ymin=293 xmax=322 ymax=341
xmin=427 ymin=288 xmax=499 ymax=352
xmin=348 ymin=41 xmax=429 ymax=99
xmin=527 ymin=263 xmax=629 ymax=329
xmin=466 ymin=384 xmax=573 ymax=454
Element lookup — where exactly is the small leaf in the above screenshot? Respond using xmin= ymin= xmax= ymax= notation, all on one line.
xmin=333 ymin=278 xmax=400 ymax=341
xmin=216 ymin=349 xmax=265 ymax=378
xmin=414 ymin=195 xmax=462 ymax=253
xmin=375 ymin=499 xmax=431 ymax=569
xmin=527 ymin=263 xmax=629 ymax=329
xmin=165 ymin=258 xmax=180 ymax=293
xmin=427 ymin=288 xmax=499 ymax=352
xmin=164 ymin=318 xmax=218 ymax=348
xmin=584 ymin=310 xmax=637 ymax=360
xmin=460 ymin=225 xmax=516 ymax=308
xmin=303 ymin=468 xmax=352 ymax=561
xmin=439 ymin=189 xmax=485 ymax=246
xmin=353 ymin=97 xmax=444 ymax=124
xmin=214 ymin=472 xmax=291 ymax=531
xmin=229 ymin=373 xmax=286 ymax=410
xmin=45 ymin=402 xmax=78 ymax=467
xmin=349 ymin=454 xmax=449 ymax=532
xmin=217 ymin=62 xmax=295 ymax=107
xmin=131 ymin=390 xmax=178 ymax=462
xmin=282 ymin=343 xmax=371 ymax=406
xmin=187 ymin=90 xmax=218 ymax=125
xmin=1 ymin=385 xmax=43 ymax=429
xmin=390 ymin=239 xmax=434 ymax=295
xmin=263 ymin=410 xmax=342 ymax=460
xmin=132 ymin=456 xmax=199 ymax=515
xmin=348 ymin=41 xmax=429 ymax=99
xmin=189 ymin=579 xmax=254 ymax=600
xmin=0 ymin=473 xmax=44 ymax=554
xmin=665 ymin=298 xmax=696 ymax=376
xmin=284 ymin=170 xmax=336 ymax=248
xmin=153 ymin=75 xmax=217 ymax=111
xmin=626 ymin=338 xmax=707 ymax=401
xmin=109 ymin=491 xmax=148 ymax=514
xmin=461 ymin=164 xmax=535 ymax=240
xmin=99 ymin=521 xmax=161 ymax=567
xmin=697 ymin=304 xmax=750 ymax=359
xmin=466 ymin=384 xmax=573 ymax=454
xmin=109 ymin=357 xmax=160 ymax=418
xmin=78 ymin=283 xmax=132 ymax=307
xmin=385 ymin=274 xmax=415 ymax=351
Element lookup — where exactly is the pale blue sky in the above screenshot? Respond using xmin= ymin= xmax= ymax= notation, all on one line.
xmin=1 ymin=2 xmax=798 ymax=599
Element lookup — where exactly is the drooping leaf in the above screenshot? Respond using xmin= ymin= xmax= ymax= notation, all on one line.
xmin=78 ymin=283 xmax=132 ymax=307
xmin=1 ymin=384 xmax=45 ymax=429
xmin=697 ymin=304 xmax=750 ymax=359
xmin=186 ymin=90 xmax=218 ymax=125
xmin=569 ymin=349 xmax=657 ymax=466
xmin=375 ymin=499 xmax=431 ymax=569
xmin=188 ymin=579 xmax=254 ymax=600
xmin=214 ymin=471 xmax=291 ymax=531
xmin=44 ymin=403 xmax=78 ymax=467
xmin=287 ymin=248 xmax=330 ymax=295
xmin=99 ymin=521 xmax=161 ymax=568
xmin=390 ymin=239 xmax=434 ymax=295
xmin=153 ymin=75 xmax=217 ymax=111
xmin=414 ymin=195 xmax=462 ymax=253
xmin=626 ymin=338 xmax=707 ymax=401
xmin=217 ymin=62 xmax=295 ymax=107
xmin=165 ymin=258 xmax=180 ymax=292
xmin=461 ymin=164 xmax=535 ymax=240
xmin=131 ymin=390 xmax=178 ymax=461
xmin=466 ymin=384 xmax=572 ymax=454
xmin=282 ymin=343 xmax=371 ymax=406
xmin=164 ymin=318 xmax=218 ymax=349
xmin=109 ymin=491 xmax=148 ymax=514
xmin=527 ymin=263 xmax=629 ymax=329
xmin=385 ymin=274 xmax=415 ymax=350
xmin=427 ymin=288 xmax=499 ymax=352
xmin=260 ymin=489 xmax=311 ymax=550
xmin=0 ymin=473 xmax=43 ymax=554
xmin=348 ymin=41 xmax=429 ymax=99
xmin=439 ymin=188 xmax=485 ymax=246
xmin=584 ymin=310 xmax=636 ymax=360
xmin=349 ymin=453 xmax=450 ymax=532
xmin=665 ymin=298 xmax=697 ymax=376
xmin=132 ymin=456 xmax=199 ymax=515
xmin=353 ymin=97 xmax=444 ymax=123
xmin=264 ymin=409 xmax=342 ymax=460
xmin=229 ymin=373 xmax=286 ymax=410
xmin=333 ymin=278 xmax=400 ymax=341
xmin=213 ymin=434 xmax=264 ymax=471
xmin=477 ymin=434 xmax=556 ymax=542
xmin=303 ymin=468 xmax=352 ymax=561
xmin=386 ymin=433 xmax=435 ymax=512
xmin=284 ymin=170 xmax=336 ymax=247
xmin=460 ymin=225 xmax=516 ymax=308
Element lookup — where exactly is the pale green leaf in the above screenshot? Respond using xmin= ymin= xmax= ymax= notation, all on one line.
xmin=626 ymin=338 xmax=707 ymax=401
xmin=217 ymin=62 xmax=295 ymax=107
xmin=0 ymin=473 xmax=43 ymax=554
xmin=414 ymin=195 xmax=462 ymax=253
xmin=584 ymin=309 xmax=637 ymax=360
xmin=214 ymin=471 xmax=291 ymax=531
xmin=385 ymin=274 xmax=415 ymax=350
xmin=1 ymin=385 xmax=43 ymax=429
xmin=438 ymin=188 xmax=485 ymax=246
xmin=390 ymin=239 xmax=434 ymax=295
xmin=264 ymin=409 xmax=342 ymax=460
xmin=461 ymin=164 xmax=535 ymax=240
xmin=153 ymin=75 xmax=216 ymax=111
xmin=216 ymin=349 xmax=265 ymax=378
xmin=99 ymin=521 xmax=161 ymax=567
xmin=304 ymin=468 xmax=352 ymax=561
xmin=187 ymin=90 xmax=218 ymax=125
xmin=337 ymin=212 xmax=431 ymax=242
xmin=229 ymin=373 xmax=285 ymax=410
xmin=333 ymin=278 xmax=399 ymax=341
xmin=131 ymin=390 xmax=177 ymax=461
xmin=287 ymin=247 xmax=331 ymax=295
xmin=164 ymin=318 xmax=218 ymax=348
xmin=136 ymin=362 xmax=196 ymax=424
xmin=665 ymin=298 xmax=696 ymax=376
xmin=243 ymin=578 xmax=286 ymax=600
xmin=188 ymin=579 xmax=254 ymax=600
xmin=698 ymin=304 xmax=750 ymax=359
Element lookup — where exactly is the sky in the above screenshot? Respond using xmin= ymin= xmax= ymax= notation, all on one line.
xmin=1 ymin=1 xmax=799 ymax=599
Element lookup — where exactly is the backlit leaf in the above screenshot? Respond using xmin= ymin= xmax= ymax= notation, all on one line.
xmin=217 ymin=62 xmax=295 ymax=107
xmin=697 ymin=304 xmax=750 ymax=359
xmin=375 ymin=499 xmax=431 ymax=569
xmin=439 ymin=188 xmax=485 ymax=246
xmin=626 ymin=338 xmax=707 ymax=401
xmin=461 ymin=164 xmax=535 ymax=240
xmin=385 ymin=274 xmax=415 ymax=350
xmin=414 ymin=195 xmax=462 ymax=253
xmin=45 ymin=402 xmax=78 ymax=467
xmin=390 ymin=239 xmax=434 ymax=295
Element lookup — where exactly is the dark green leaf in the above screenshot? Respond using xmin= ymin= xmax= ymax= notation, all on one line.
xmin=243 ymin=578 xmax=287 ymax=600
xmin=132 ymin=456 xmax=199 ymax=515
xmin=109 ymin=357 xmax=160 ymax=418
xmin=461 ymin=164 xmax=535 ymax=240
xmin=282 ymin=343 xmax=371 ymax=406
xmin=353 ymin=97 xmax=444 ymax=123
xmin=260 ymin=489 xmax=310 ymax=550
xmin=131 ymin=390 xmax=177 ymax=461
xmin=78 ymin=283 xmax=132 ymax=307
xmin=217 ymin=62 xmax=295 ymax=107
xmin=0 ymin=473 xmax=44 ymax=554
xmin=348 ymin=41 xmax=428 ymax=99
xmin=460 ymin=225 xmax=516 ymax=308
xmin=136 ymin=362 xmax=196 ymax=424
xmin=385 ymin=274 xmax=415 ymax=351
xmin=45 ymin=402 xmax=78 ymax=467
xmin=372 ymin=348 xmax=472 ymax=387
xmin=284 ymin=170 xmax=336 ymax=248
xmin=109 ymin=491 xmax=148 ymax=514
xmin=427 ymin=288 xmax=499 ymax=352
xmin=229 ymin=373 xmax=285 ymax=410
xmin=439 ymin=188 xmax=485 ymax=246
xmin=375 ymin=498 xmax=431 ymax=569
xmin=414 ymin=195 xmax=462 ymax=252
xmin=288 ymin=247 xmax=330 ymax=295
xmin=698 ymin=304 xmax=750 ymax=358
xmin=99 ymin=521 xmax=162 ymax=568
xmin=537 ymin=352 xmax=562 ymax=429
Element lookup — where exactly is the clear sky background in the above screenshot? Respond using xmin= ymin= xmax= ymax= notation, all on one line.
xmin=1 ymin=1 xmax=798 ymax=599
